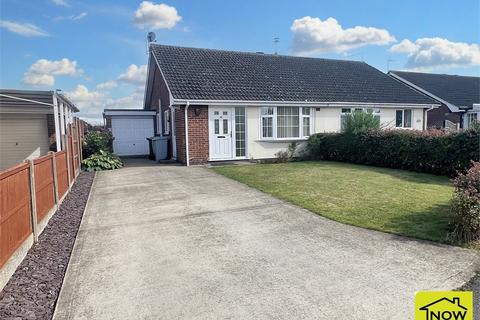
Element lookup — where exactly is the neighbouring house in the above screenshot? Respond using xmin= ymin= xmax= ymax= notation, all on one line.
xmin=389 ymin=71 xmax=480 ymax=130
xmin=0 ymin=89 xmax=79 ymax=170
xmin=142 ymin=44 xmax=438 ymax=165
xmin=103 ymin=109 xmax=156 ymax=156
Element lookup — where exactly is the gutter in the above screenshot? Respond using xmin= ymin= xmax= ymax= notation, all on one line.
xmin=184 ymin=101 xmax=190 ymax=166
xmin=172 ymin=98 xmax=438 ymax=109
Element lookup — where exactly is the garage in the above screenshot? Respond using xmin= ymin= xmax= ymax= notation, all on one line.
xmin=0 ymin=113 xmax=50 ymax=169
xmin=103 ymin=109 xmax=155 ymax=156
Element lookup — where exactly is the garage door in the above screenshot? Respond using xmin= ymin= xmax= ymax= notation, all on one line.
xmin=111 ymin=117 xmax=154 ymax=156
xmin=0 ymin=113 xmax=49 ymax=170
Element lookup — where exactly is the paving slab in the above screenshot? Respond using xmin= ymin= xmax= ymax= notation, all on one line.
xmin=53 ymin=160 xmax=480 ymax=320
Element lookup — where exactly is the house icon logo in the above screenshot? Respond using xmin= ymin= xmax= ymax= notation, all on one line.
xmin=415 ymin=291 xmax=473 ymax=320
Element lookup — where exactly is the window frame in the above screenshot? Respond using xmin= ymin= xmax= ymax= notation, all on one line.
xmin=259 ymin=106 xmax=312 ymax=140
xmin=395 ymin=109 xmax=413 ymax=129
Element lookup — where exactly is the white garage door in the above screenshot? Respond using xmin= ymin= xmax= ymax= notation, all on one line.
xmin=0 ymin=113 xmax=49 ymax=170
xmin=111 ymin=117 xmax=154 ymax=156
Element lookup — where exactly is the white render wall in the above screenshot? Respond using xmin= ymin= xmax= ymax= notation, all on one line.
xmin=244 ymin=106 xmax=426 ymax=160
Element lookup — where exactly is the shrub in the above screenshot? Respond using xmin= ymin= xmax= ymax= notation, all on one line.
xmin=82 ymin=150 xmax=123 ymax=172
xmin=448 ymin=162 xmax=480 ymax=244
xmin=343 ymin=110 xmax=380 ymax=134
xmin=306 ymin=128 xmax=479 ymax=176
xmin=83 ymin=130 xmax=113 ymax=158
xmin=275 ymin=142 xmax=298 ymax=163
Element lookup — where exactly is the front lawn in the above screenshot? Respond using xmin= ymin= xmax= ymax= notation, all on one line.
xmin=212 ymin=161 xmax=453 ymax=242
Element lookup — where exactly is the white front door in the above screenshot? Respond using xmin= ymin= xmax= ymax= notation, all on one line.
xmin=209 ymin=108 xmax=233 ymax=160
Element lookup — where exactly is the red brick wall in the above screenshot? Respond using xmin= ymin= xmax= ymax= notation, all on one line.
xmin=175 ymin=108 xmax=186 ymax=164
xmin=187 ymin=106 xmax=209 ymax=164
xmin=174 ymin=105 xmax=209 ymax=165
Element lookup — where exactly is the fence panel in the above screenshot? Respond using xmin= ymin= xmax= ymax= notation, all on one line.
xmin=33 ymin=155 xmax=55 ymax=222
xmin=0 ymin=163 xmax=32 ymax=268
xmin=55 ymin=150 xmax=69 ymax=199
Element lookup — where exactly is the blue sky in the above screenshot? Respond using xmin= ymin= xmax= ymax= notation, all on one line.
xmin=1 ymin=0 xmax=479 ymax=122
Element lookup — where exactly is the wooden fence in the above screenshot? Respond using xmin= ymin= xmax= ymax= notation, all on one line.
xmin=0 ymin=117 xmax=85 ymax=288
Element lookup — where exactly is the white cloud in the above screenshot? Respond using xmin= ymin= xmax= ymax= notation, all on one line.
xmin=51 ymin=0 xmax=69 ymax=7
xmin=117 ymin=64 xmax=147 ymax=86
xmin=54 ymin=12 xmax=88 ymax=21
xmin=133 ymin=1 xmax=181 ymax=29
xmin=72 ymin=12 xmax=88 ymax=20
xmin=23 ymin=58 xmax=82 ymax=86
xmin=65 ymin=84 xmax=144 ymax=123
xmin=96 ymin=80 xmax=118 ymax=90
xmin=390 ymin=37 xmax=480 ymax=70
xmin=290 ymin=16 xmax=395 ymax=55
xmin=0 ymin=20 xmax=49 ymax=37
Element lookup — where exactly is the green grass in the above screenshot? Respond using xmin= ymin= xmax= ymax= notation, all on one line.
xmin=212 ymin=161 xmax=454 ymax=242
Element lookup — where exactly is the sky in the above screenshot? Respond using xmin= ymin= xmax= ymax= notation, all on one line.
xmin=1 ymin=0 xmax=479 ymax=123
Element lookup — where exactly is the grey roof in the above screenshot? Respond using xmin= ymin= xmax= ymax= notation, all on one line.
xmin=390 ymin=71 xmax=480 ymax=109
xmin=0 ymin=89 xmax=79 ymax=112
xmin=150 ymin=44 xmax=436 ymax=105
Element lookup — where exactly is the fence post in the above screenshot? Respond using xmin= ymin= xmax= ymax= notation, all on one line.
xmin=50 ymin=151 xmax=59 ymax=206
xmin=27 ymin=160 xmax=39 ymax=242
xmin=76 ymin=118 xmax=82 ymax=175
xmin=64 ymin=133 xmax=72 ymax=188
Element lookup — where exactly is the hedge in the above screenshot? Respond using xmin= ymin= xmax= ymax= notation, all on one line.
xmin=306 ymin=129 xmax=480 ymax=176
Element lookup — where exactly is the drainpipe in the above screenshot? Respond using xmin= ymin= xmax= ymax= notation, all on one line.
xmin=184 ymin=101 xmax=190 ymax=166
xmin=169 ymin=103 xmax=177 ymax=160
xmin=424 ymin=106 xmax=436 ymax=130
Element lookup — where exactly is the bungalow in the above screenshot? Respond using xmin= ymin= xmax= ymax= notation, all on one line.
xmin=389 ymin=71 xmax=480 ymax=130
xmin=143 ymin=44 xmax=438 ymax=165
xmin=0 ymin=89 xmax=79 ymax=170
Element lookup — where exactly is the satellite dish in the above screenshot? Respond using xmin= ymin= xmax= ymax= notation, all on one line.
xmin=147 ymin=32 xmax=156 ymax=43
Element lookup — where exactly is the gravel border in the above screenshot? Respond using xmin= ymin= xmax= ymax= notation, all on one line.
xmin=0 ymin=172 xmax=95 ymax=320
xmin=460 ymin=272 xmax=480 ymax=319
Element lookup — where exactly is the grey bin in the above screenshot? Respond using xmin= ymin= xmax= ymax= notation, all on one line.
xmin=149 ymin=136 xmax=169 ymax=161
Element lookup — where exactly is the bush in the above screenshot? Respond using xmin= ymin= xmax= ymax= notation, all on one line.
xmin=448 ymin=162 xmax=480 ymax=243
xmin=306 ymin=128 xmax=479 ymax=176
xmin=83 ymin=130 xmax=113 ymax=158
xmin=82 ymin=150 xmax=123 ymax=172
xmin=343 ymin=110 xmax=380 ymax=134
xmin=275 ymin=142 xmax=298 ymax=163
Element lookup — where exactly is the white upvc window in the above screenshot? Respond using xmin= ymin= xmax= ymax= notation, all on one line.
xmin=465 ymin=112 xmax=479 ymax=129
xmin=163 ymin=110 xmax=171 ymax=135
xmin=260 ymin=107 xmax=312 ymax=140
xmin=396 ymin=109 xmax=412 ymax=128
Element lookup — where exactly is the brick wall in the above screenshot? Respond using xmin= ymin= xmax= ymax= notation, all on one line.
xmin=174 ymin=105 xmax=209 ymax=165
xmin=175 ymin=108 xmax=186 ymax=164
xmin=187 ymin=106 xmax=209 ymax=164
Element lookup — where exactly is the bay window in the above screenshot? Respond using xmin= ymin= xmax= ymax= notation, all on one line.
xmin=260 ymin=107 xmax=312 ymax=139
xmin=396 ymin=109 xmax=412 ymax=128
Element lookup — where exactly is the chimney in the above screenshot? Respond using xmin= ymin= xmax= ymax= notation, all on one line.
xmin=453 ymin=297 xmax=460 ymax=305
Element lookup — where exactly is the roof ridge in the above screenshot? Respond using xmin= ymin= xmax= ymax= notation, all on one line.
xmin=390 ymin=70 xmax=480 ymax=79
xmin=150 ymin=43 xmax=366 ymax=64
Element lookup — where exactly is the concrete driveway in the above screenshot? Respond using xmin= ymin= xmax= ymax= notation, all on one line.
xmin=54 ymin=160 xmax=479 ymax=320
